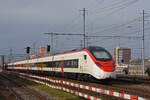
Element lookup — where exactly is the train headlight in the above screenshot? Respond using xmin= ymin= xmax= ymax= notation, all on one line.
xmin=95 ymin=62 xmax=101 ymax=67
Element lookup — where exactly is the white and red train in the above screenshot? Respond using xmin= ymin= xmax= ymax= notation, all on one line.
xmin=7 ymin=46 xmax=116 ymax=80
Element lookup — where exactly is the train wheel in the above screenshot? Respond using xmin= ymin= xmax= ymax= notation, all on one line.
xmin=83 ymin=75 xmax=89 ymax=82
xmin=88 ymin=75 xmax=94 ymax=82
xmin=77 ymin=74 xmax=84 ymax=81
xmin=51 ymin=72 xmax=55 ymax=76
xmin=77 ymin=74 xmax=81 ymax=81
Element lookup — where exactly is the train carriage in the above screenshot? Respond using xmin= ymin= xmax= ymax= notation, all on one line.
xmin=7 ymin=46 xmax=116 ymax=80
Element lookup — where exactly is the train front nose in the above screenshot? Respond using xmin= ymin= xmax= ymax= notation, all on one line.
xmin=98 ymin=71 xmax=116 ymax=79
xmin=92 ymin=67 xmax=116 ymax=79
xmin=99 ymin=63 xmax=116 ymax=79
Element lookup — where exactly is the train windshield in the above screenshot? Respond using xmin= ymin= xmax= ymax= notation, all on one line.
xmin=87 ymin=46 xmax=112 ymax=61
xmin=91 ymin=50 xmax=112 ymax=61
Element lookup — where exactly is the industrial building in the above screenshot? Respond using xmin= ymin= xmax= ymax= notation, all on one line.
xmin=114 ymin=48 xmax=131 ymax=65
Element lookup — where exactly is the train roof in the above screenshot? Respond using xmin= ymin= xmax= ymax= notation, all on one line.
xmin=86 ymin=46 xmax=106 ymax=51
xmin=8 ymin=46 xmax=106 ymax=65
xmin=72 ymin=46 xmax=106 ymax=51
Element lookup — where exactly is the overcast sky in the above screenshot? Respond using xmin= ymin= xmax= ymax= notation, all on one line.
xmin=0 ymin=0 xmax=150 ymax=60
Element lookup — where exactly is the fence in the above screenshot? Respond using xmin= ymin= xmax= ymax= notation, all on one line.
xmin=15 ymin=72 xmax=149 ymax=100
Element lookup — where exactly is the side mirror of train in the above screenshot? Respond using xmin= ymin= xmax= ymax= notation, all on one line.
xmin=84 ymin=55 xmax=87 ymax=60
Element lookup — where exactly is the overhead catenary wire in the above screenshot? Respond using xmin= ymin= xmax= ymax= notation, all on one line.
xmin=88 ymin=0 xmax=139 ymax=32
xmin=63 ymin=0 xmax=140 ymax=36
xmin=92 ymin=15 xmax=148 ymax=35
xmin=90 ymin=0 xmax=130 ymax=14
xmin=88 ymin=35 xmax=140 ymax=47
xmin=104 ymin=0 xmax=139 ymax=15
xmin=90 ymin=0 xmax=139 ymax=15
xmin=61 ymin=0 xmax=141 ymax=50
xmin=86 ymin=0 xmax=105 ymax=10
xmin=93 ymin=21 xmax=150 ymax=37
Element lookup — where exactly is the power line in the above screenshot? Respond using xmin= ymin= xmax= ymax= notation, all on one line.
xmin=43 ymin=32 xmax=85 ymax=51
xmin=91 ymin=0 xmax=138 ymax=15
xmin=91 ymin=0 xmax=128 ymax=14
xmin=86 ymin=0 xmax=105 ymax=10
xmin=102 ymin=0 xmax=139 ymax=15
xmin=44 ymin=32 xmax=84 ymax=36
xmin=92 ymin=16 xmax=143 ymax=34
xmin=87 ymin=35 xmax=141 ymax=39
xmin=93 ymin=22 xmax=150 ymax=38
xmin=89 ymin=0 xmax=139 ymax=29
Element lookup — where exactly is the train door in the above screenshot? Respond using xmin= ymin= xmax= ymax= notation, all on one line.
xmin=80 ymin=54 xmax=88 ymax=72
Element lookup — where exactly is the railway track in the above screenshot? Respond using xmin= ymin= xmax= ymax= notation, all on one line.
xmin=95 ymin=78 xmax=150 ymax=98
xmin=6 ymin=71 xmax=150 ymax=100
xmin=88 ymin=77 xmax=150 ymax=98
xmin=0 ymin=73 xmax=22 ymax=100
xmin=117 ymin=74 xmax=150 ymax=82
xmin=0 ymin=72 xmax=48 ymax=100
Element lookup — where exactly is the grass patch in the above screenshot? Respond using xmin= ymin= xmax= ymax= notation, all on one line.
xmin=22 ymin=80 xmax=86 ymax=100
xmin=33 ymin=84 xmax=85 ymax=100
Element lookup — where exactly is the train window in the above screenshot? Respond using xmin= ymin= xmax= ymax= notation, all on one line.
xmin=32 ymin=63 xmax=34 ymax=67
xmin=64 ymin=61 xmax=67 ymax=68
xmin=66 ymin=61 xmax=70 ymax=67
xmin=23 ymin=64 xmax=26 ymax=67
xmin=93 ymin=51 xmax=110 ymax=58
xmin=30 ymin=59 xmax=78 ymax=68
xmin=63 ymin=59 xmax=78 ymax=68
xmin=84 ymin=55 xmax=87 ymax=60
xmin=63 ymin=60 xmax=69 ymax=68
xmin=52 ymin=62 xmax=56 ymax=67
xmin=37 ymin=64 xmax=41 ymax=67
xmin=43 ymin=63 xmax=45 ymax=67
xmin=58 ymin=61 xmax=62 ymax=66
xmin=56 ymin=61 xmax=61 ymax=68
xmin=70 ymin=60 xmax=73 ymax=67
xmin=92 ymin=50 xmax=112 ymax=61
xmin=49 ymin=62 xmax=52 ymax=67
xmin=30 ymin=63 xmax=33 ymax=67
xmin=74 ymin=60 xmax=78 ymax=68
xmin=35 ymin=63 xmax=38 ymax=67
xmin=44 ymin=62 xmax=51 ymax=67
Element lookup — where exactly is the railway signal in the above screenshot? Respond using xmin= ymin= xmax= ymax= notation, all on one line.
xmin=26 ymin=47 xmax=30 ymax=54
xmin=47 ymin=45 xmax=51 ymax=52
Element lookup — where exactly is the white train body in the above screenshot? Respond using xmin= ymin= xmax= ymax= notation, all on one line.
xmin=7 ymin=46 xmax=116 ymax=79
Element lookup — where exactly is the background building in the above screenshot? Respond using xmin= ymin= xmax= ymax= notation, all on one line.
xmin=114 ymin=48 xmax=131 ymax=64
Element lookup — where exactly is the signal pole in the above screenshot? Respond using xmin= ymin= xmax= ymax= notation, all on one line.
xmin=142 ymin=10 xmax=145 ymax=75
xmin=51 ymin=33 xmax=54 ymax=54
xmin=8 ymin=48 xmax=13 ymax=63
xmin=83 ymin=8 xmax=86 ymax=48
xmin=80 ymin=8 xmax=87 ymax=48
xmin=80 ymin=40 xmax=83 ymax=48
